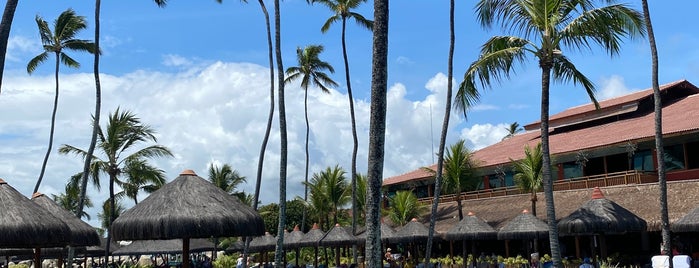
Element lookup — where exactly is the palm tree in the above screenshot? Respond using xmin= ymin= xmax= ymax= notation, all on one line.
xmin=0 ymin=0 xmax=19 ymax=95
xmin=28 ymin=9 xmax=96 ymax=194
xmin=59 ymin=108 xmax=173 ymax=263
xmin=457 ymin=1 xmax=644 ymax=266
xmin=354 ymin=173 xmax=368 ymax=222
xmin=640 ymin=0 xmax=670 ymax=257
xmin=425 ymin=140 xmax=480 ymax=221
xmin=52 ymin=174 xmax=93 ymax=220
xmin=114 ymin=160 xmax=167 ymax=204
xmin=387 ymin=191 xmax=427 ymax=227
xmin=502 ymin=122 xmax=523 ymax=140
xmin=365 ymin=0 xmax=387 ymax=266
xmin=284 ymin=44 xmax=338 ymax=228
xmin=208 ymin=163 xmax=247 ymax=201
xmin=308 ymin=0 xmax=373 ymax=243
xmin=96 ymin=198 xmax=125 ymax=237
xmin=273 ymin=0 xmax=287 ymax=266
xmin=511 ymin=143 xmax=543 ymax=216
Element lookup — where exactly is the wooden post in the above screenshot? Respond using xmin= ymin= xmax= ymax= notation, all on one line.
xmin=182 ymin=238 xmax=190 ymax=268
xmin=33 ymin=247 xmax=41 ymax=268
xmin=575 ymin=236 xmax=581 ymax=259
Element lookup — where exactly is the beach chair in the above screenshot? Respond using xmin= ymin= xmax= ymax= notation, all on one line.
xmin=651 ymin=255 xmax=669 ymax=268
xmin=673 ymin=255 xmax=691 ymax=268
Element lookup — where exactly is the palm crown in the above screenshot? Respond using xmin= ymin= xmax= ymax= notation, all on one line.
xmin=27 ymin=9 xmax=96 ymax=74
xmin=285 ymin=45 xmax=338 ymax=92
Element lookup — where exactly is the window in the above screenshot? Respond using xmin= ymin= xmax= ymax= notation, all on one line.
xmin=633 ymin=150 xmax=654 ymax=171
xmin=663 ymin=144 xmax=685 ymax=171
xmin=563 ymin=162 xmax=583 ymax=179
xmin=687 ymin=141 xmax=699 ymax=169
xmin=489 ymin=172 xmax=515 ymax=189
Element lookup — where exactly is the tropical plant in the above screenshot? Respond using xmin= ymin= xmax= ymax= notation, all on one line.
xmin=208 ymin=163 xmax=247 ymax=200
xmin=511 ymin=143 xmax=544 ymax=216
xmin=28 ymin=9 xmax=96 ymax=194
xmin=308 ymin=0 xmax=373 ymax=241
xmin=365 ymin=0 xmax=387 ymax=265
xmin=52 ymin=174 xmax=93 ymax=220
xmin=354 ymin=173 xmax=368 ymax=223
xmin=387 ymin=191 xmax=427 ymax=227
xmin=113 ymin=160 xmax=167 ymax=204
xmin=59 ymin=108 xmax=173 ymax=263
xmin=640 ymin=0 xmax=670 ymax=256
xmin=425 ymin=140 xmax=480 ymax=220
xmin=0 ymin=0 xmax=18 ymax=95
xmin=96 ymin=197 xmax=125 ymax=235
xmin=284 ymin=44 xmax=338 ymax=228
xmin=302 ymin=165 xmax=350 ymax=229
xmin=457 ymin=0 xmax=644 ymax=265
xmin=502 ymin=122 xmax=523 ymax=140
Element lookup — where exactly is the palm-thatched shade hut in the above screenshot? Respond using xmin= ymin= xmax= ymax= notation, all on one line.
xmin=672 ymin=205 xmax=699 ymax=232
xmin=445 ymin=212 xmax=497 ymax=241
xmin=225 ymin=240 xmax=244 ymax=253
xmin=298 ymin=223 xmax=325 ymax=268
xmin=32 ymin=193 xmax=100 ymax=247
xmin=391 ymin=218 xmax=430 ymax=244
xmin=113 ymin=239 xmax=215 ymax=255
xmin=320 ymin=224 xmax=357 ymax=267
xmin=84 ymin=238 xmax=120 ymax=257
xmin=283 ymin=225 xmax=304 ymax=249
xmin=110 ymin=170 xmax=264 ymax=268
xmin=557 ymin=187 xmax=647 ymax=259
xmin=356 ymin=221 xmax=396 ymax=244
xmin=497 ymin=210 xmax=548 ymax=240
xmin=248 ymin=232 xmax=275 ymax=253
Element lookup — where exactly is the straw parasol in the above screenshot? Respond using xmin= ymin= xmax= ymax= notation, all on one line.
xmin=391 ymin=218 xmax=431 ymax=244
xmin=445 ymin=212 xmax=497 ymax=241
xmin=225 ymin=240 xmax=245 ymax=253
xmin=248 ymin=232 xmax=276 ymax=253
xmin=558 ymin=187 xmax=647 ymax=235
xmin=356 ymin=221 xmax=396 ymax=244
xmin=32 ymin=193 xmax=100 ymax=247
xmin=319 ymin=224 xmax=357 ymax=247
xmin=298 ymin=223 xmax=326 ymax=268
xmin=672 ymin=206 xmax=699 ymax=232
xmin=111 ymin=170 xmax=264 ymax=268
xmin=113 ymin=239 xmax=215 ymax=255
xmin=497 ymin=210 xmax=548 ymax=240
xmin=84 ymin=238 xmax=120 ymax=257
xmin=283 ymin=225 xmax=304 ymax=249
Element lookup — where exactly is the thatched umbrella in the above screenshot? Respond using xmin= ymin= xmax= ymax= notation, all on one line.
xmin=298 ymin=223 xmax=325 ymax=267
xmin=497 ymin=209 xmax=548 ymax=257
xmin=113 ymin=239 xmax=215 ymax=255
xmin=673 ymin=205 xmax=699 ymax=232
xmin=110 ymin=170 xmax=264 ymax=268
xmin=225 ymin=240 xmax=245 ymax=253
xmin=356 ymin=221 xmax=396 ymax=244
xmin=445 ymin=212 xmax=497 ymax=241
xmin=558 ymin=187 xmax=646 ymax=258
xmin=32 ymin=193 xmax=100 ymax=247
xmin=320 ymin=224 xmax=356 ymax=267
xmin=0 ymin=179 xmax=70 ymax=267
xmin=248 ymin=232 xmax=276 ymax=253
xmin=392 ymin=218 xmax=430 ymax=244
xmin=84 ymin=238 xmax=120 ymax=257
xmin=283 ymin=225 xmax=305 ymax=267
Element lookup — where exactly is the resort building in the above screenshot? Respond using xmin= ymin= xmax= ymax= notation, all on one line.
xmin=382 ymin=80 xmax=699 ymax=262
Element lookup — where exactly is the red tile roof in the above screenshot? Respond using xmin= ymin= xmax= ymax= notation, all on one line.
xmin=384 ymin=80 xmax=699 ymax=186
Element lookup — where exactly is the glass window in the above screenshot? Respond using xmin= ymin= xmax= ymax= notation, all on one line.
xmin=633 ymin=150 xmax=654 ymax=171
xmin=563 ymin=162 xmax=583 ymax=179
xmin=663 ymin=144 xmax=685 ymax=171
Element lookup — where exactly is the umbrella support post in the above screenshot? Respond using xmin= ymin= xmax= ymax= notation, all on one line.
xmin=575 ymin=236 xmax=581 ymax=259
xmin=450 ymin=241 xmax=454 ymax=258
xmin=33 ymin=247 xmax=40 ymax=268
xmin=505 ymin=240 xmax=510 ymax=257
xmin=182 ymin=238 xmax=190 ymax=268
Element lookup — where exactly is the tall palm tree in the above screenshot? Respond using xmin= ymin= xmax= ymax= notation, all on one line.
xmin=320 ymin=165 xmax=350 ymax=225
xmin=365 ymin=0 xmax=388 ymax=266
xmin=114 ymin=159 xmax=167 ymax=204
xmin=511 ymin=143 xmax=544 ymax=216
xmin=425 ymin=140 xmax=480 ymax=220
xmin=425 ymin=0 xmax=466 ymax=265
xmin=284 ymin=44 xmax=338 ymax=227
xmin=59 ymin=108 xmax=173 ymax=262
xmin=28 ymin=9 xmax=96 ymax=194
xmin=52 ymin=174 xmax=93 ymax=220
xmin=0 ymin=0 xmax=19 ymax=95
xmin=457 ymin=1 xmax=644 ymax=266
xmin=273 ymin=0 xmax=287 ymax=266
xmin=303 ymin=171 xmax=332 ymax=228
xmin=309 ymin=0 xmax=373 ymax=242
xmin=502 ymin=122 xmax=523 ymax=140
xmin=641 ymin=0 xmax=670 ymax=257
xmin=387 ymin=191 xmax=427 ymax=227
xmin=208 ymin=163 xmax=247 ymax=201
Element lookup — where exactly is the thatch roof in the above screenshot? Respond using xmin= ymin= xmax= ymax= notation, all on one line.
xmin=356 ymin=222 xmax=396 ymax=244
xmin=111 ymin=170 xmax=264 ymax=240
xmin=319 ymin=224 xmax=357 ymax=247
xmin=671 ymin=206 xmax=699 ymax=232
xmin=226 ymin=240 xmax=245 ymax=253
xmin=84 ymin=237 xmax=120 ymax=257
xmin=297 ymin=223 xmax=325 ymax=248
xmin=248 ymin=232 xmax=275 ymax=252
xmin=0 ymin=179 xmax=70 ymax=248
xmin=32 ymin=193 xmax=100 ymax=247
xmin=558 ymin=187 xmax=646 ymax=235
xmin=430 ymin=180 xmax=699 ymax=233
xmin=283 ymin=225 xmax=305 ymax=249
xmin=497 ymin=210 xmax=548 ymax=240
xmin=112 ymin=238 xmax=215 ymax=255
xmin=444 ymin=212 xmax=497 ymax=241
xmin=391 ymin=218 xmax=431 ymax=244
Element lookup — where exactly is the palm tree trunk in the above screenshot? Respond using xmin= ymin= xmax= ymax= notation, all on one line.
xmin=104 ymin=175 xmax=116 ymax=268
xmin=365 ymin=0 xmax=388 ymax=266
xmin=343 ymin=15 xmax=361 ymax=264
xmin=540 ymin=65 xmax=562 ymax=267
xmin=34 ymin=53 xmax=62 ymax=193
xmin=0 ymin=0 xmax=18 ymax=95
xmin=531 ymin=193 xmax=537 ymax=217
xmin=248 ymin=2 xmax=273 ymax=266
xmin=642 ymin=0 xmax=671 ymax=261
xmin=426 ymin=0 xmax=455 ymax=264
xmin=304 ymin=87 xmax=311 ymax=222
xmin=273 ymin=0 xmax=286 ymax=266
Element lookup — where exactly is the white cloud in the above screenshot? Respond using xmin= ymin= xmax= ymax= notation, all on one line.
xmin=396 ymin=56 xmax=414 ymax=65
xmin=459 ymin=123 xmax=509 ymax=150
xmin=6 ymin=35 xmax=38 ymax=62
xmin=471 ymin=104 xmax=500 ymax=111
xmin=162 ymin=54 xmax=193 ymax=67
xmin=598 ymin=75 xmax=637 ymax=100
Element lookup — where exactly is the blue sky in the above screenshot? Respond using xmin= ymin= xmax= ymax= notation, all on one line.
xmin=1 ymin=1 xmax=698 ymax=228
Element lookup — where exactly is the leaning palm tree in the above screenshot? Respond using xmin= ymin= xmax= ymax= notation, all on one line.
xmin=284 ymin=44 xmax=338 ymax=230
xmin=511 ymin=143 xmax=544 ymax=216
xmin=387 ymin=191 xmax=427 ymax=227
xmin=59 ymin=108 xmax=173 ymax=262
xmin=28 ymin=9 xmax=96 ymax=194
xmin=457 ymin=1 xmax=644 ymax=266
xmin=308 ymin=0 xmax=373 ymax=243
xmin=365 ymin=0 xmax=388 ymax=265
xmin=641 ymin=0 xmax=670 ymax=257
xmin=0 ymin=0 xmax=19 ymax=95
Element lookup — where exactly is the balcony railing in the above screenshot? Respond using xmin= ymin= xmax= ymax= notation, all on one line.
xmin=417 ymin=170 xmax=658 ymax=205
